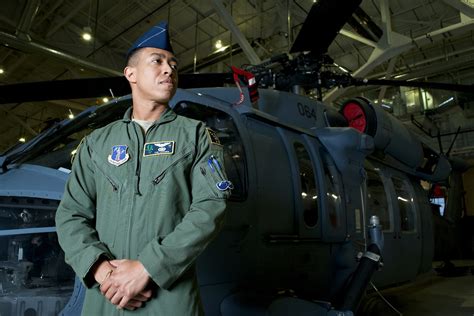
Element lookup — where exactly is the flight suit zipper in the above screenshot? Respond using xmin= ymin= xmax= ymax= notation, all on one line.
xmin=125 ymin=121 xmax=145 ymax=259
xmin=132 ymin=123 xmax=144 ymax=195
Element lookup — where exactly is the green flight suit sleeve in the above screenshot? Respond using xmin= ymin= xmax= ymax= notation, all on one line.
xmin=55 ymin=137 xmax=114 ymax=288
xmin=138 ymin=123 xmax=229 ymax=290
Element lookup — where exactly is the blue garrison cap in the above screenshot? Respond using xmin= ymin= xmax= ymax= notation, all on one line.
xmin=126 ymin=21 xmax=174 ymax=59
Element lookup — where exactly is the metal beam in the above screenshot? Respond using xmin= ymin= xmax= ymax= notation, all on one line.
xmin=369 ymin=45 xmax=474 ymax=80
xmin=339 ymin=29 xmax=377 ymax=47
xmin=413 ymin=17 xmax=474 ymax=44
xmin=35 ymin=0 xmax=65 ymax=26
xmin=45 ymin=0 xmax=89 ymax=38
xmin=211 ymin=0 xmax=261 ymax=65
xmin=377 ymin=56 xmax=397 ymax=104
xmin=47 ymin=100 xmax=88 ymax=112
xmin=5 ymin=55 xmax=28 ymax=74
xmin=0 ymin=109 xmax=38 ymax=136
xmin=443 ymin=0 xmax=474 ymax=18
xmin=0 ymin=50 xmax=13 ymax=64
xmin=379 ymin=0 xmax=392 ymax=46
xmin=324 ymin=10 xmax=474 ymax=103
xmin=287 ymin=0 xmax=292 ymax=50
xmin=338 ymin=55 xmax=474 ymax=97
xmin=389 ymin=53 xmax=474 ymax=82
xmin=16 ymin=0 xmax=41 ymax=40
xmin=324 ymin=32 xmax=411 ymax=102
xmin=0 ymin=31 xmax=122 ymax=76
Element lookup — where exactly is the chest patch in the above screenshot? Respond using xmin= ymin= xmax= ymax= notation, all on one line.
xmin=108 ymin=145 xmax=130 ymax=166
xmin=144 ymin=141 xmax=175 ymax=156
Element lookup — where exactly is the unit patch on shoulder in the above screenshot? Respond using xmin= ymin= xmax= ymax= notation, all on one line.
xmin=144 ymin=141 xmax=175 ymax=156
xmin=206 ymin=128 xmax=221 ymax=146
xmin=108 ymin=145 xmax=130 ymax=166
xmin=216 ymin=180 xmax=234 ymax=191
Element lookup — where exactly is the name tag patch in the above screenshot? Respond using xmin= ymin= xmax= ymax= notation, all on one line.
xmin=108 ymin=145 xmax=130 ymax=166
xmin=144 ymin=141 xmax=175 ymax=156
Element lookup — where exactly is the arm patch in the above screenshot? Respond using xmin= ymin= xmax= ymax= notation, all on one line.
xmin=206 ymin=128 xmax=222 ymax=146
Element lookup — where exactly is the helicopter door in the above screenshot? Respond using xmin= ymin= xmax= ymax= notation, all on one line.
xmin=316 ymin=146 xmax=346 ymax=242
xmin=366 ymin=162 xmax=422 ymax=286
xmin=277 ymin=128 xmax=346 ymax=241
xmin=365 ymin=163 xmax=398 ymax=286
xmin=277 ymin=127 xmax=321 ymax=239
xmin=277 ymin=127 xmax=322 ymax=239
xmin=389 ymin=175 xmax=422 ymax=281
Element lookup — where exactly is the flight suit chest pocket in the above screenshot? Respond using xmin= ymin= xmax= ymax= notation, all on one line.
xmin=151 ymin=147 xmax=194 ymax=186
xmin=90 ymin=149 xmax=126 ymax=190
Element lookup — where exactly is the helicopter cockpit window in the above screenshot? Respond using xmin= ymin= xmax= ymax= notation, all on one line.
xmin=392 ymin=177 xmax=416 ymax=232
xmin=173 ymin=101 xmax=247 ymax=201
xmin=294 ymin=142 xmax=318 ymax=228
xmin=320 ymin=150 xmax=342 ymax=228
xmin=365 ymin=166 xmax=392 ymax=232
xmin=25 ymin=99 xmax=130 ymax=170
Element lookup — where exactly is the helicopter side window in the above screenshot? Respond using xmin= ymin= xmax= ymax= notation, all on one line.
xmin=173 ymin=101 xmax=247 ymax=201
xmin=320 ymin=150 xmax=342 ymax=228
xmin=392 ymin=177 xmax=416 ymax=232
xmin=294 ymin=142 xmax=318 ymax=228
xmin=365 ymin=167 xmax=392 ymax=232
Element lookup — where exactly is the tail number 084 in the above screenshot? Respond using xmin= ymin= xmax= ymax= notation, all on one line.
xmin=297 ymin=102 xmax=317 ymax=121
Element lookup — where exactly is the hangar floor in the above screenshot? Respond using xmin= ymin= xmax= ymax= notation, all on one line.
xmin=363 ymin=260 xmax=474 ymax=316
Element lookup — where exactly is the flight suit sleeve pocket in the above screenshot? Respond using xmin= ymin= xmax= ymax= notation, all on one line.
xmin=198 ymin=155 xmax=233 ymax=199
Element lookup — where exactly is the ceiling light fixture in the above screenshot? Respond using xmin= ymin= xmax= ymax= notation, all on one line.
xmin=82 ymin=26 xmax=92 ymax=41
xmin=215 ymin=40 xmax=223 ymax=49
xmin=68 ymin=109 xmax=74 ymax=119
xmin=0 ymin=68 xmax=4 ymax=74
xmin=102 ymin=97 xmax=109 ymax=103
xmin=215 ymin=45 xmax=230 ymax=53
xmin=19 ymin=137 xmax=26 ymax=143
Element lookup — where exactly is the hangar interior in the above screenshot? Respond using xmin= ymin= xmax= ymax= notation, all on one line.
xmin=0 ymin=0 xmax=473 ymax=315
xmin=0 ymin=0 xmax=473 ymax=157
xmin=2 ymin=0 xmax=472 ymax=242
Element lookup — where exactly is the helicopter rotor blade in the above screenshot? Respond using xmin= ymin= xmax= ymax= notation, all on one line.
xmin=353 ymin=78 xmax=474 ymax=93
xmin=0 ymin=73 xmax=234 ymax=104
xmin=0 ymin=77 xmax=130 ymax=104
xmin=290 ymin=0 xmax=362 ymax=55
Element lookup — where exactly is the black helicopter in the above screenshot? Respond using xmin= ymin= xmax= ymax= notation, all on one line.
xmin=0 ymin=0 xmax=473 ymax=315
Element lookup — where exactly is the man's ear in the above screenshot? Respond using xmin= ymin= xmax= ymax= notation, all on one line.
xmin=124 ymin=66 xmax=137 ymax=84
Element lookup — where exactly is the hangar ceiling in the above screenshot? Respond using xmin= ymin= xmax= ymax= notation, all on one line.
xmin=0 ymin=0 xmax=473 ymax=159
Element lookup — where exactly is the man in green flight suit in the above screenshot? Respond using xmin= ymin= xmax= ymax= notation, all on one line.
xmin=55 ymin=21 xmax=231 ymax=315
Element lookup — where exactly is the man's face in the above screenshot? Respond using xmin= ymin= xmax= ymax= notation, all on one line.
xmin=125 ymin=47 xmax=178 ymax=105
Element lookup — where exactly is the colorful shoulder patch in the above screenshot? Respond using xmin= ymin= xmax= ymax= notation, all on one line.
xmin=144 ymin=141 xmax=175 ymax=156
xmin=206 ymin=128 xmax=222 ymax=146
xmin=216 ymin=180 xmax=234 ymax=191
xmin=108 ymin=145 xmax=130 ymax=166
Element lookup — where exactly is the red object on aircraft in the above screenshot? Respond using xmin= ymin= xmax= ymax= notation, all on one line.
xmin=342 ymin=102 xmax=368 ymax=133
